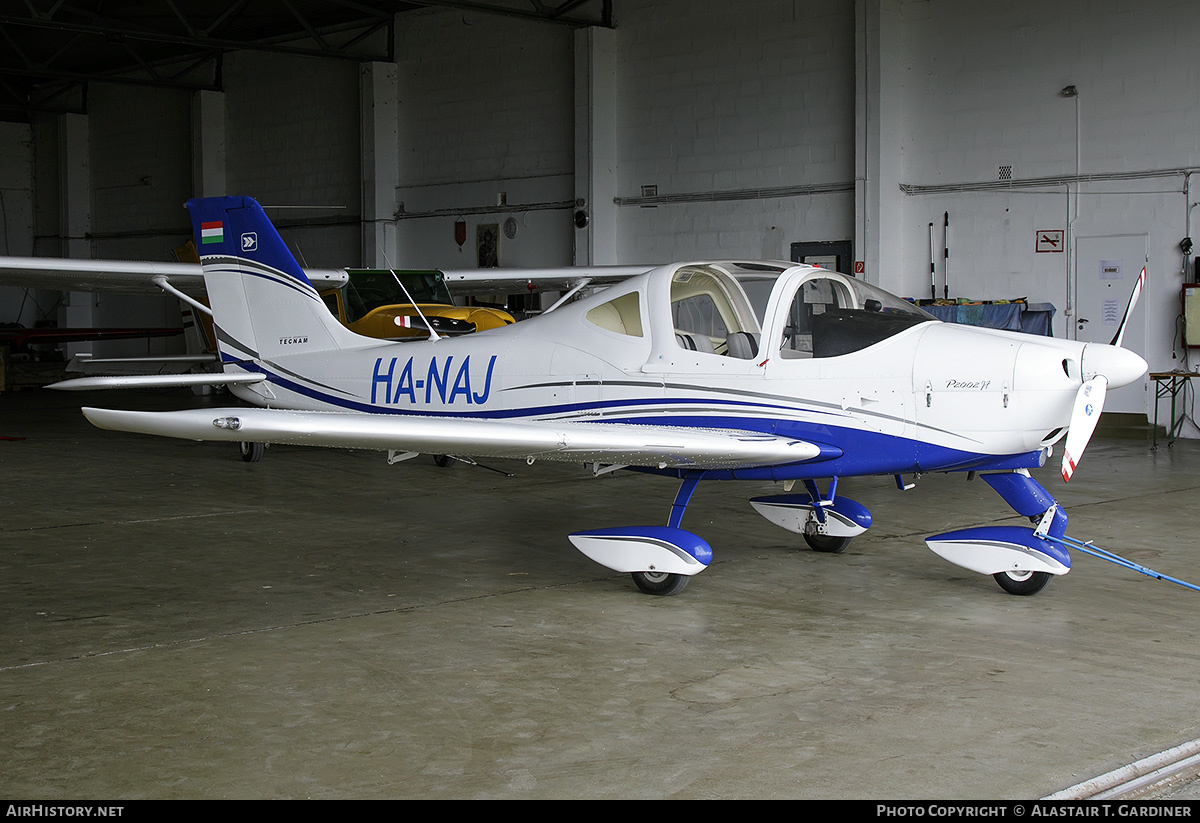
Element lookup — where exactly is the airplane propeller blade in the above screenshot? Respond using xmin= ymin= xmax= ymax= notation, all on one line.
xmin=1109 ymin=266 xmax=1146 ymax=347
xmin=1060 ymin=376 xmax=1108 ymax=482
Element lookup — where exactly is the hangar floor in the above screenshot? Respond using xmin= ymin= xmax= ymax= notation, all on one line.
xmin=2 ymin=388 xmax=1199 ymax=800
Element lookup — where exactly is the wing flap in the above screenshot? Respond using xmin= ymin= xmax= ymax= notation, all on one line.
xmin=81 ymin=406 xmax=822 ymax=469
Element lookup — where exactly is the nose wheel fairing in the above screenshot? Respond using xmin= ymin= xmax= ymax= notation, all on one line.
xmin=926 ymin=470 xmax=1072 ymax=589
xmin=748 ymin=492 xmax=872 ymax=539
xmin=925 ymin=526 xmax=1071 ymax=577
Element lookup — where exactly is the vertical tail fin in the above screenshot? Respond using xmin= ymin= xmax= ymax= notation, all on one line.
xmin=184 ymin=196 xmax=358 ymax=364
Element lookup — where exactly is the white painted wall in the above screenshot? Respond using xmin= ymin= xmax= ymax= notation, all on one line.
xmin=391 ymin=7 xmax=575 ymax=269
xmin=612 ymin=0 xmax=856 ymax=263
xmin=892 ymin=0 xmax=1200 ymax=424
xmin=224 ymin=50 xmax=363 ymax=270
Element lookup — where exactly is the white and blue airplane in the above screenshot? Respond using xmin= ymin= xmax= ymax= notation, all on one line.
xmin=68 ymin=195 xmax=1148 ymax=597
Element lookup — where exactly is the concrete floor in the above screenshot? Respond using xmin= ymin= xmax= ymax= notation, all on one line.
xmin=3 ymin=388 xmax=1200 ymax=799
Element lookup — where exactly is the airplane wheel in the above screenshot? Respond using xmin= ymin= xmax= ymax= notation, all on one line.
xmin=803 ymin=533 xmax=851 ymax=553
xmin=630 ymin=570 xmax=689 ymax=596
xmin=239 ymin=441 xmax=264 ymax=463
xmin=433 ymin=455 xmax=454 ymax=468
xmin=992 ymin=570 xmax=1051 ymax=596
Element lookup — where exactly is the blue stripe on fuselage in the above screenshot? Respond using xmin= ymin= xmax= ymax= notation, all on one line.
xmin=218 ymin=359 xmax=1037 ymax=478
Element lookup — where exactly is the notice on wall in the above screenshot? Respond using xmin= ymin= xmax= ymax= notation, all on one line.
xmin=1099 ymin=259 xmax=1123 ymax=279
xmin=1035 ymin=230 xmax=1064 ymax=253
xmin=1102 ymin=298 xmax=1121 ymax=325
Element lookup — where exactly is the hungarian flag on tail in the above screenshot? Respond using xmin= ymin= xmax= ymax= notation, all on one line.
xmin=200 ymin=221 xmax=224 ymax=245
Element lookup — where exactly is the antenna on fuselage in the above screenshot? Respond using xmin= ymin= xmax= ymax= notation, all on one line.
xmin=376 ymin=243 xmax=442 ymax=343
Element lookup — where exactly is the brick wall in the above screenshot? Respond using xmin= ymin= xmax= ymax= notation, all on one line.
xmin=612 ymin=0 xmax=856 ymax=262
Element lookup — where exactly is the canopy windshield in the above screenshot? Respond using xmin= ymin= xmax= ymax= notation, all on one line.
xmin=772 ymin=269 xmax=936 ymax=359
xmin=341 ymin=270 xmax=455 ymax=323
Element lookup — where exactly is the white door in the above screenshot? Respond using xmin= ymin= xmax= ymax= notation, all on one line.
xmin=1074 ymin=234 xmax=1148 ymax=415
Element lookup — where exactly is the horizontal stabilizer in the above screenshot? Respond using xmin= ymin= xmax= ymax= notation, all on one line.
xmin=71 ymin=354 xmax=219 ymax=364
xmin=51 ymin=373 xmax=266 ymax=391
xmin=80 ymin=406 xmax=822 ymax=469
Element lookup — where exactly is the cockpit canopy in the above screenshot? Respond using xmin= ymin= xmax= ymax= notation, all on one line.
xmin=577 ymin=261 xmax=935 ymax=366
xmin=669 ymin=262 xmax=933 ymax=360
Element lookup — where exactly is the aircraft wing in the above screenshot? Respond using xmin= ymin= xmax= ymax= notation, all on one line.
xmin=439 ymin=266 xmax=653 ymax=296
xmin=0 ymin=255 xmax=348 ymax=295
xmin=0 ymin=255 xmax=647 ymax=298
xmin=81 ymin=406 xmax=825 ymax=469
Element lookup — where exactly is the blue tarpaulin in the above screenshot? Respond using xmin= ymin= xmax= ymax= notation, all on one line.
xmin=924 ymin=303 xmax=1055 ymax=336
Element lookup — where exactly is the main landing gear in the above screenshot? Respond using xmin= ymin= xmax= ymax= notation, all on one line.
xmin=238 ymin=441 xmax=264 ymax=462
xmin=630 ymin=569 xmax=691 ymax=596
xmin=570 ymin=474 xmax=876 ymax=596
xmin=568 ymin=472 xmax=713 ymax=596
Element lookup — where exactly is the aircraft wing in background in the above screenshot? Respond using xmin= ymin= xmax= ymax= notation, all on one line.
xmin=0 ymin=255 xmax=649 ymax=298
xmin=0 ymin=255 xmax=346 ymax=295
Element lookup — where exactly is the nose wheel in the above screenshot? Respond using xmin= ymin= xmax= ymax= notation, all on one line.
xmin=993 ymin=569 xmax=1052 ymax=596
xmin=630 ymin=570 xmax=689 ymax=596
xmin=803 ymin=533 xmax=852 ymax=553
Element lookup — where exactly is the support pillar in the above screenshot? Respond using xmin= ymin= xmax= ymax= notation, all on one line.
xmin=573 ymin=27 xmax=619 ymax=265
xmin=57 ymin=113 xmax=92 ymax=358
xmin=361 ymin=62 xmax=399 ymax=268
xmin=192 ymin=90 xmax=227 ymax=198
xmin=855 ymin=0 xmax=905 ymax=293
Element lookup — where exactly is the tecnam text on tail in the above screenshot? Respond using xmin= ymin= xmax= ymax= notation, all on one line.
xmin=70 ymin=196 xmax=1149 ymax=597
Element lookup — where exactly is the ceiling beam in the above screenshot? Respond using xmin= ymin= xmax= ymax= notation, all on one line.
xmin=0 ymin=10 xmax=393 ymax=64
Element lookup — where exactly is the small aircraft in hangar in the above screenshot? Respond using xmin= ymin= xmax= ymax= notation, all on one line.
xmin=67 ymin=196 xmax=1148 ymax=597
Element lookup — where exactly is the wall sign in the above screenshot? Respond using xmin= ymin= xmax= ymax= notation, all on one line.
xmin=1036 ymin=230 xmax=1064 ymax=253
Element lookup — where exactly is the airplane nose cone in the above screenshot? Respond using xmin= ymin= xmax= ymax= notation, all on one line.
xmin=1081 ymin=343 xmax=1147 ymax=388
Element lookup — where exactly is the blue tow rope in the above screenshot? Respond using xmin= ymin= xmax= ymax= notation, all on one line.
xmin=1044 ymin=534 xmax=1200 ymax=594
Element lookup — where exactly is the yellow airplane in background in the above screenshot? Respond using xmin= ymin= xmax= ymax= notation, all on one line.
xmin=319 ymin=268 xmax=514 ymax=339
xmin=176 ymin=240 xmax=514 ymax=340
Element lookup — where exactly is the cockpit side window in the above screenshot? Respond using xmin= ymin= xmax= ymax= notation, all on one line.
xmin=673 ymin=293 xmax=727 ymax=339
xmin=670 ymin=268 xmax=760 ymax=357
xmin=585 ymin=290 xmax=644 ymax=337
